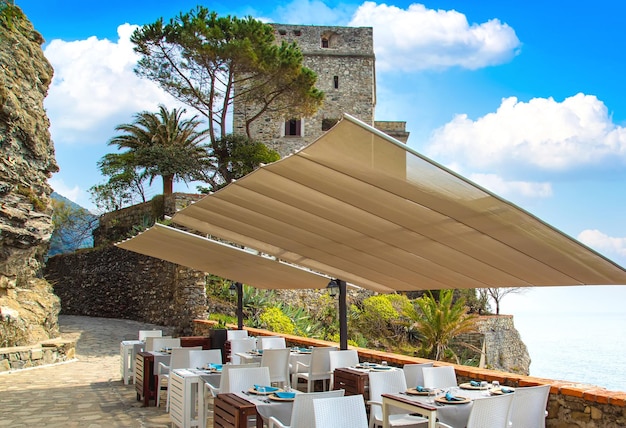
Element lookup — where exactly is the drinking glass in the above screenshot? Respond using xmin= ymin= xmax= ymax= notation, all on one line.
xmin=257 ymin=386 xmax=266 ymax=394
xmin=492 ymin=380 xmax=500 ymax=389
xmin=427 ymin=390 xmax=436 ymax=404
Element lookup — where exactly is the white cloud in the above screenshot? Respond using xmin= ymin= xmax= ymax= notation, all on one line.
xmin=49 ymin=177 xmax=83 ymax=204
xmin=469 ymin=173 xmax=552 ymax=199
xmin=349 ymin=2 xmax=520 ymax=71
xmin=43 ymin=24 xmax=180 ymax=146
xmin=578 ymin=229 xmax=626 ymax=260
xmin=426 ymin=93 xmax=626 ymax=171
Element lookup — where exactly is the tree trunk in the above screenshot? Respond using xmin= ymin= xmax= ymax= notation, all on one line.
xmin=162 ymin=175 xmax=174 ymax=194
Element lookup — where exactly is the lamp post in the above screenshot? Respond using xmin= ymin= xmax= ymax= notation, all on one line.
xmin=328 ymin=279 xmax=348 ymax=350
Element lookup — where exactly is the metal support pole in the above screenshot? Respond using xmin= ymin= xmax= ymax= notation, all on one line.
xmin=236 ymin=282 xmax=244 ymax=330
xmin=338 ymin=279 xmax=348 ymax=350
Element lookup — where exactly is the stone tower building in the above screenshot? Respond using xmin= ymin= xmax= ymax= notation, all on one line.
xmin=233 ymin=24 xmax=408 ymax=157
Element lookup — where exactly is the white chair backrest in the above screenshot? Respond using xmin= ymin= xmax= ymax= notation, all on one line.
xmin=466 ymin=393 xmax=514 ymax=428
xmin=422 ymin=366 xmax=457 ymax=389
xmin=145 ymin=336 xmax=179 ymax=352
xmin=313 ymin=394 xmax=368 ymax=428
xmin=289 ymin=390 xmax=345 ymax=428
xmin=329 ymin=350 xmax=359 ymax=372
xmin=259 ymin=336 xmax=286 ymax=349
xmin=368 ymin=369 xmax=408 ymax=421
xmin=139 ymin=330 xmax=162 ymax=340
xmin=226 ymin=366 xmax=271 ymax=393
xmin=227 ymin=330 xmax=249 ymax=341
xmin=402 ymin=362 xmax=433 ymax=388
xmin=309 ymin=346 xmax=338 ymax=375
xmin=229 ymin=338 xmax=257 ymax=364
xmin=188 ymin=349 xmax=222 ymax=369
xmin=260 ymin=348 xmax=291 ymax=384
xmin=216 ymin=363 xmax=259 ymax=393
xmin=169 ymin=346 xmax=202 ymax=369
xmin=508 ymin=384 xmax=550 ymax=428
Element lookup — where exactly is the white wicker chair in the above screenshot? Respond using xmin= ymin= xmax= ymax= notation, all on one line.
xmin=226 ymin=329 xmax=249 ymax=340
xmin=259 ymin=336 xmax=287 ymax=349
xmin=313 ymin=394 xmax=368 ymax=428
xmin=367 ymin=370 xmax=429 ymax=428
xmin=187 ymin=349 xmax=222 ymax=369
xmin=226 ymin=366 xmax=271 ymax=393
xmin=422 ymin=366 xmax=457 ymax=389
xmin=138 ymin=330 xmax=162 ymax=340
xmin=155 ymin=346 xmax=201 ymax=409
xmin=402 ymin=362 xmax=433 ymax=388
xmin=228 ymin=337 xmax=257 ymax=364
xmin=507 ymin=384 xmax=550 ymax=428
xmin=261 ymin=348 xmax=292 ymax=388
xmin=329 ymin=350 xmax=359 ymax=389
xmin=268 ymin=390 xmax=345 ymax=428
xmin=466 ymin=393 xmax=514 ymax=428
xmin=146 ymin=337 xmax=180 ymax=352
xmin=292 ymin=346 xmax=338 ymax=392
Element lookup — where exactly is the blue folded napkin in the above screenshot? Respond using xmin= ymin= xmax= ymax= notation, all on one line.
xmin=254 ymin=385 xmax=279 ymax=392
xmin=445 ymin=392 xmax=464 ymax=401
xmin=500 ymin=387 xmax=514 ymax=394
xmin=274 ymin=391 xmax=296 ymax=399
xmin=415 ymin=386 xmax=431 ymax=392
xmin=470 ymin=380 xmax=481 ymax=387
xmin=208 ymin=363 xmax=222 ymax=370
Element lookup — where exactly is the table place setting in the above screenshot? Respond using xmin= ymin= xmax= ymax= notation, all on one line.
xmin=353 ymin=361 xmax=397 ymax=372
xmin=459 ymin=380 xmax=490 ymax=390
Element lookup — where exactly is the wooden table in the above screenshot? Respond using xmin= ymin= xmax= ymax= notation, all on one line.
xmin=381 ymin=393 xmax=438 ymax=428
xmin=214 ymin=393 xmax=263 ymax=428
xmin=135 ymin=351 xmax=170 ymax=407
xmin=333 ymin=367 xmax=370 ymax=400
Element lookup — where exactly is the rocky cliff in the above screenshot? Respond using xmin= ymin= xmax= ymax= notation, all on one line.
xmin=0 ymin=4 xmax=60 ymax=346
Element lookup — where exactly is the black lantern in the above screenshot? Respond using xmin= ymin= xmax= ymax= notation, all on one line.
xmin=327 ymin=279 xmax=340 ymax=297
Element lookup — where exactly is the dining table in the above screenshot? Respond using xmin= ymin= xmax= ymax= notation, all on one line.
xmin=235 ymin=348 xmax=313 ymax=374
xmin=382 ymin=383 xmax=509 ymax=428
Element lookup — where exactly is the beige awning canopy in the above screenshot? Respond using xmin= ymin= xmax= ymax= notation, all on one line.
xmin=118 ymin=113 xmax=626 ymax=292
xmin=116 ymin=223 xmax=329 ymax=289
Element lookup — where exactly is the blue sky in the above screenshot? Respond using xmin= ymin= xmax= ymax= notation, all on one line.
xmin=16 ymin=1 xmax=626 ymax=313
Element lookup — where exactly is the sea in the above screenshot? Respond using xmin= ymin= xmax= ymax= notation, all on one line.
xmin=501 ymin=287 xmax=626 ymax=392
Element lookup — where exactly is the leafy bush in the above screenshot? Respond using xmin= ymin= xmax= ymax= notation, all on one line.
xmin=259 ymin=306 xmax=295 ymax=334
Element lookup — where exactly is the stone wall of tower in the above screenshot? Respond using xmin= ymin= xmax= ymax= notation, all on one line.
xmin=233 ymin=24 xmax=376 ymax=157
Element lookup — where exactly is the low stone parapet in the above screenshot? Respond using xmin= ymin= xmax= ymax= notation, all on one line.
xmin=0 ymin=338 xmax=76 ymax=372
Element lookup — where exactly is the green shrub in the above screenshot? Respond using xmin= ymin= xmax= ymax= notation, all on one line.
xmin=259 ymin=306 xmax=295 ymax=334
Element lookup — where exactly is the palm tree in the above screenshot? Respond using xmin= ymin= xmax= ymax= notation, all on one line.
xmin=107 ymin=105 xmax=210 ymax=194
xmin=412 ymin=289 xmax=477 ymax=362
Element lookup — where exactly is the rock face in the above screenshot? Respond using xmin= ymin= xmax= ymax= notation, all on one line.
xmin=0 ymin=5 xmax=60 ymax=346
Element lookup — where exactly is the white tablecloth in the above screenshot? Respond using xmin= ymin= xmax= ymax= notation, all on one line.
xmin=234 ymin=391 xmax=295 ymax=425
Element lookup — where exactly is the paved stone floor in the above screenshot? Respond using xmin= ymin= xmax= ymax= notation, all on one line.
xmin=0 ymin=315 xmax=202 ymax=427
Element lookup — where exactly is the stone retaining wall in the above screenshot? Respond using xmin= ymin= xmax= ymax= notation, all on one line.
xmin=195 ymin=320 xmax=626 ymax=428
xmin=44 ymin=246 xmax=207 ymax=336
xmin=0 ymin=338 xmax=75 ymax=372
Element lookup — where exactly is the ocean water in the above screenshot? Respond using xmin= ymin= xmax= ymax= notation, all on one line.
xmin=511 ymin=311 xmax=626 ymax=392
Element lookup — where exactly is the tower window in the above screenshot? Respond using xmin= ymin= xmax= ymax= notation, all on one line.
xmin=285 ymin=119 xmax=302 ymax=136
xmin=334 ymin=76 xmax=339 ymax=89
xmin=322 ymin=38 xmax=329 ymax=48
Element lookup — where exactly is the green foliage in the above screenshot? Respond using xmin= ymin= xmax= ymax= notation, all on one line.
xmin=259 ymin=306 xmax=295 ymax=334
xmin=242 ymin=285 xmax=275 ymax=327
xmin=208 ymin=313 xmax=235 ymax=328
xmin=16 ymin=185 xmax=46 ymax=211
xmin=350 ymin=294 xmax=416 ymax=347
xmin=202 ymin=133 xmax=280 ymax=191
xmin=412 ymin=289 xmax=477 ymax=362
xmin=99 ymin=105 xmax=210 ymax=199
xmin=279 ymin=304 xmax=322 ymax=338
xmin=131 ymin=6 xmax=323 ymax=172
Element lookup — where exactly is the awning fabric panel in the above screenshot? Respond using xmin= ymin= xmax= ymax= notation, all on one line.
xmin=171 ymin=114 xmax=626 ymax=291
xmin=116 ymin=223 xmax=329 ymax=290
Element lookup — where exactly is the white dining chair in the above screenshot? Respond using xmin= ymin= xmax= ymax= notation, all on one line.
xmin=146 ymin=337 xmax=180 ymax=352
xmin=402 ymin=362 xmax=433 ymax=388
xmin=329 ymin=349 xmax=359 ymax=389
xmin=422 ymin=366 xmax=457 ymax=390
xmin=261 ymin=348 xmax=292 ymax=388
xmin=229 ymin=337 xmax=257 ymax=364
xmin=156 ymin=346 xmax=201 ymax=409
xmin=268 ymin=390 xmax=345 ymax=428
xmin=205 ymin=363 xmax=260 ymax=398
xmin=368 ymin=369 xmax=429 ymax=428
xmin=227 ymin=329 xmax=249 ymax=340
xmin=507 ymin=384 xmax=550 ymax=428
xmin=259 ymin=336 xmax=287 ymax=349
xmin=138 ymin=330 xmax=162 ymax=340
xmin=292 ymin=346 xmax=337 ymax=392
xmin=187 ymin=349 xmax=222 ymax=369
xmin=313 ymin=394 xmax=368 ymax=428
xmin=466 ymin=393 xmax=514 ymax=428
xmin=226 ymin=366 xmax=272 ymax=393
